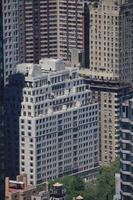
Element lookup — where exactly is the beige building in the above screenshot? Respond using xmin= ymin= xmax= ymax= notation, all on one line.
xmin=88 ymin=80 xmax=129 ymax=164
xmin=70 ymin=48 xmax=84 ymax=68
xmin=79 ymin=0 xmax=133 ymax=164
xmin=5 ymin=174 xmax=36 ymax=200
xmin=21 ymin=0 xmax=85 ymax=63
xmin=78 ymin=74 xmax=130 ymax=164
xmin=82 ymin=0 xmax=133 ymax=84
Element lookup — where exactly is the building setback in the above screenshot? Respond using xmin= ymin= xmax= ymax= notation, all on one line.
xmin=17 ymin=58 xmax=99 ymax=185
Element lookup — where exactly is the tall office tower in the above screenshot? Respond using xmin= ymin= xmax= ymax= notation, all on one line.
xmin=82 ymin=0 xmax=133 ymax=84
xmin=85 ymin=79 xmax=129 ymax=164
xmin=2 ymin=0 xmax=25 ymax=183
xmin=120 ymin=96 xmax=133 ymax=200
xmin=0 ymin=1 xmax=5 ymax=199
xmin=21 ymin=0 xmax=84 ymax=63
xmin=17 ymin=58 xmax=99 ymax=185
xmin=79 ymin=0 xmax=133 ymax=164
xmin=2 ymin=0 xmax=22 ymax=85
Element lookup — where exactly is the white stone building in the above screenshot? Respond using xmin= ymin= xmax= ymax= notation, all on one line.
xmin=18 ymin=58 xmax=99 ymax=185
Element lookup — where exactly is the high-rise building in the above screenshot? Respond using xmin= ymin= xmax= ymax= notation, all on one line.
xmin=79 ymin=0 xmax=133 ymax=164
xmin=84 ymin=79 xmax=129 ymax=164
xmin=82 ymin=0 xmax=133 ymax=84
xmin=0 ymin=0 xmax=5 ymax=199
xmin=120 ymin=95 xmax=133 ymax=200
xmin=2 ymin=0 xmax=86 ymax=84
xmin=21 ymin=0 xmax=85 ymax=63
xmin=2 ymin=0 xmax=22 ymax=85
xmin=17 ymin=58 xmax=99 ymax=185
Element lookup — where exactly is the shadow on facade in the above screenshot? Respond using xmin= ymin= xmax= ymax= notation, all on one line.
xmin=4 ymin=73 xmax=25 ymax=179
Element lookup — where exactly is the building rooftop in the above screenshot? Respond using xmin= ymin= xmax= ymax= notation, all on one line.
xmin=53 ymin=182 xmax=63 ymax=187
xmin=40 ymin=58 xmax=65 ymax=71
xmin=76 ymin=195 xmax=84 ymax=200
xmin=16 ymin=58 xmax=76 ymax=81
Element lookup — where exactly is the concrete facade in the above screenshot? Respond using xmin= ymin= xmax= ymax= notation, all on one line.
xmin=120 ymin=95 xmax=133 ymax=200
xmin=79 ymin=0 xmax=133 ymax=165
xmin=21 ymin=0 xmax=85 ymax=63
xmin=84 ymin=78 xmax=129 ymax=164
xmin=82 ymin=0 xmax=133 ymax=84
xmin=2 ymin=0 xmax=22 ymax=85
xmin=18 ymin=58 xmax=99 ymax=185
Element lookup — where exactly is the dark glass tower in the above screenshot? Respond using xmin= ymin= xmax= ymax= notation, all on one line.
xmin=0 ymin=0 xmax=5 ymax=199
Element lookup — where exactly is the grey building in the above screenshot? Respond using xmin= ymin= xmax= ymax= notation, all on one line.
xmin=2 ymin=0 xmax=22 ymax=85
xmin=0 ymin=0 xmax=5 ymax=199
xmin=18 ymin=58 xmax=99 ymax=185
xmin=120 ymin=95 xmax=133 ymax=200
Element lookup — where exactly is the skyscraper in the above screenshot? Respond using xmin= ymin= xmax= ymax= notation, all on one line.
xmin=2 ymin=0 xmax=86 ymax=84
xmin=0 ymin=0 xmax=4 ymax=198
xmin=21 ymin=0 xmax=85 ymax=63
xmin=84 ymin=79 xmax=129 ymax=164
xmin=80 ymin=0 xmax=133 ymax=164
xmin=82 ymin=0 xmax=133 ymax=84
xmin=17 ymin=58 xmax=99 ymax=185
xmin=120 ymin=95 xmax=133 ymax=200
xmin=2 ymin=0 xmax=22 ymax=85
xmin=2 ymin=0 xmax=91 ymax=186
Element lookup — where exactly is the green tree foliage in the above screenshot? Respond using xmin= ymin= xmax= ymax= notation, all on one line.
xmin=85 ymin=157 xmax=120 ymax=200
xmin=51 ymin=158 xmax=120 ymax=200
